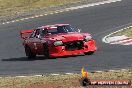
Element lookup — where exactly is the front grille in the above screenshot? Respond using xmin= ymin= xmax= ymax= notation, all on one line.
xmin=64 ymin=40 xmax=84 ymax=51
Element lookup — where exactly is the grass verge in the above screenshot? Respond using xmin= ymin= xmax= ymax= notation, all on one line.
xmin=0 ymin=0 xmax=80 ymax=17
xmin=113 ymin=27 xmax=132 ymax=38
xmin=0 ymin=69 xmax=132 ymax=88
xmin=0 ymin=0 xmax=108 ymax=22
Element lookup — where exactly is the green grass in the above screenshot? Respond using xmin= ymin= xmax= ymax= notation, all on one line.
xmin=0 ymin=0 xmax=80 ymax=17
xmin=113 ymin=27 xmax=132 ymax=38
xmin=0 ymin=69 xmax=132 ymax=88
xmin=0 ymin=0 xmax=80 ymax=9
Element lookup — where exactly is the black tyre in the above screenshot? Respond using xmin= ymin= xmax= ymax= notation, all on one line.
xmin=25 ymin=46 xmax=36 ymax=59
xmin=43 ymin=43 xmax=50 ymax=58
xmin=84 ymin=51 xmax=94 ymax=55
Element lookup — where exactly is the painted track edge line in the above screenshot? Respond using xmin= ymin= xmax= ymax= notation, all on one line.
xmin=0 ymin=68 xmax=129 ymax=78
xmin=0 ymin=0 xmax=122 ymax=25
xmin=102 ymin=26 xmax=132 ymax=43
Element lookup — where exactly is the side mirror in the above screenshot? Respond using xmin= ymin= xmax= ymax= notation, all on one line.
xmin=77 ymin=29 xmax=81 ymax=33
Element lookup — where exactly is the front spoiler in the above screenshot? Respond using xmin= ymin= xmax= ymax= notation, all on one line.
xmin=49 ymin=40 xmax=97 ymax=57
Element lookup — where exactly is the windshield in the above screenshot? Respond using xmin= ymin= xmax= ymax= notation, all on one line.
xmin=41 ymin=25 xmax=77 ymax=36
xmin=57 ymin=25 xmax=76 ymax=33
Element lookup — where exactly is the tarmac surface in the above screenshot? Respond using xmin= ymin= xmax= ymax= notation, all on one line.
xmin=0 ymin=0 xmax=132 ymax=76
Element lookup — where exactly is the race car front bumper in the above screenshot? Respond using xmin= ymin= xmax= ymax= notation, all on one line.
xmin=49 ymin=40 xmax=97 ymax=57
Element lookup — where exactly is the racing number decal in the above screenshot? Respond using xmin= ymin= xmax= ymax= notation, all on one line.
xmin=34 ymin=43 xmax=37 ymax=50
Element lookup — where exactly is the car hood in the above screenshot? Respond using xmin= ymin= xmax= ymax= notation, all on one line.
xmin=45 ymin=32 xmax=89 ymax=42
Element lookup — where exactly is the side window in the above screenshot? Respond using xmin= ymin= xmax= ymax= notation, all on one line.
xmin=34 ymin=29 xmax=41 ymax=38
xmin=29 ymin=30 xmax=36 ymax=38
xmin=40 ymin=29 xmax=48 ymax=37
xmin=29 ymin=29 xmax=40 ymax=38
xmin=35 ymin=29 xmax=40 ymax=36
xmin=57 ymin=26 xmax=66 ymax=33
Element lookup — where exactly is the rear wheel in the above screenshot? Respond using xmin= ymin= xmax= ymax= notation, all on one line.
xmin=84 ymin=51 xmax=94 ymax=55
xmin=25 ymin=46 xmax=36 ymax=59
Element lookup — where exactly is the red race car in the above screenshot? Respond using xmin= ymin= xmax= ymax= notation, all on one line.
xmin=20 ymin=24 xmax=97 ymax=59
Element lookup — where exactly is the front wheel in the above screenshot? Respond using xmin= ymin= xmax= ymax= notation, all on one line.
xmin=43 ymin=43 xmax=50 ymax=58
xmin=25 ymin=46 xmax=36 ymax=59
xmin=84 ymin=51 xmax=94 ymax=55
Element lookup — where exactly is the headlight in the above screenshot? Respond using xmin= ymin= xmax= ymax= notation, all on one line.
xmin=85 ymin=36 xmax=92 ymax=41
xmin=54 ymin=41 xmax=63 ymax=46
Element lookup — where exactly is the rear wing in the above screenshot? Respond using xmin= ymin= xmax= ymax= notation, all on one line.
xmin=20 ymin=30 xmax=33 ymax=39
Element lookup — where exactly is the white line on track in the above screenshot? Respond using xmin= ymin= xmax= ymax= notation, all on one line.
xmin=16 ymin=76 xmax=27 ymax=78
xmin=109 ymin=70 xmax=116 ymax=72
xmin=102 ymin=26 xmax=132 ymax=45
xmin=65 ymin=73 xmax=74 ymax=75
xmin=66 ymin=0 xmax=122 ymax=10
xmin=0 ymin=0 xmax=122 ymax=25
xmin=95 ymin=71 xmax=103 ymax=73
xmin=51 ymin=74 xmax=60 ymax=76
xmin=34 ymin=75 xmax=43 ymax=77
xmin=0 ymin=68 xmax=129 ymax=78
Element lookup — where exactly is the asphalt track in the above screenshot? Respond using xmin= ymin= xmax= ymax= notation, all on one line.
xmin=0 ymin=0 xmax=132 ymax=76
